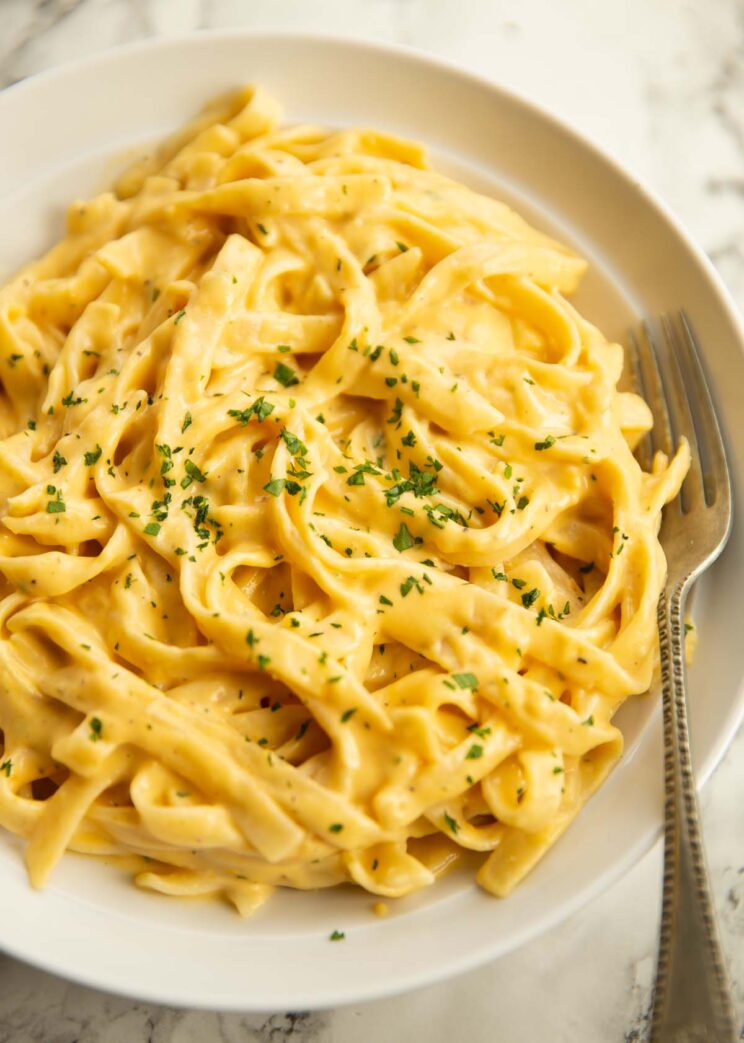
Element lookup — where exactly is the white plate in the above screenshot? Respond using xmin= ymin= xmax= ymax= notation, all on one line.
xmin=0 ymin=31 xmax=742 ymax=1012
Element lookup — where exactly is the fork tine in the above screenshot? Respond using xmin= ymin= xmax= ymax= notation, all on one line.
xmin=626 ymin=331 xmax=654 ymax=472
xmin=658 ymin=315 xmax=704 ymax=514
xmin=633 ymin=322 xmax=674 ymax=461
xmin=676 ymin=311 xmax=731 ymax=512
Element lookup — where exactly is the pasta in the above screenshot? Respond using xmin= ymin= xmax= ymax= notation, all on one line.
xmin=0 ymin=85 xmax=688 ymax=917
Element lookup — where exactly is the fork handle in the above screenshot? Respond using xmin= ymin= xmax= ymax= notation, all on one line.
xmin=650 ymin=585 xmax=738 ymax=1042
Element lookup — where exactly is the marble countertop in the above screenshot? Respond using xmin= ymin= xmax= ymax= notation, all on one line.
xmin=1 ymin=1 xmax=742 ymax=1040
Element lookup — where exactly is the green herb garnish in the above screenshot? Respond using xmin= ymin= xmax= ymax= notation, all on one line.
xmin=274 ymin=362 xmax=299 ymax=388
xmin=392 ymin=523 xmax=415 ymax=552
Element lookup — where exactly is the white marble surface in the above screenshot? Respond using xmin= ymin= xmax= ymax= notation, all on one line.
xmin=0 ymin=1 xmax=742 ymax=1040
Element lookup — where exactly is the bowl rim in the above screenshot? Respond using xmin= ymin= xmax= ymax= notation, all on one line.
xmin=0 ymin=27 xmax=742 ymax=1011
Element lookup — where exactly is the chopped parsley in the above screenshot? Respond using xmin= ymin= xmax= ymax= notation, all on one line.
xmin=451 ymin=673 xmax=478 ymax=689
xmin=52 ymin=450 xmax=67 ymax=473
xmin=228 ymin=396 xmax=275 ymax=425
xmin=465 ymin=744 xmax=483 ymax=760
xmin=156 ymin=443 xmax=174 ymax=478
xmin=281 ymin=429 xmax=307 ymax=456
xmin=443 ymin=812 xmax=459 ymax=834
xmin=274 ymin=362 xmax=299 ymax=388
xmin=521 ymin=588 xmax=540 ymax=608
xmin=400 ymin=575 xmax=424 ymax=597
xmin=46 ymin=488 xmax=66 ymax=514
xmin=387 ymin=397 xmax=404 ymax=427
xmin=423 ymin=502 xmax=468 ymax=528
xmin=392 ymin=523 xmax=415 ymax=552
xmin=183 ymin=459 xmax=207 ymax=485
xmin=264 ymin=478 xmax=287 ymax=496
xmin=384 ymin=462 xmax=439 ymax=506
xmin=534 ymin=435 xmax=556 ymax=451
xmin=84 ymin=445 xmax=102 ymax=466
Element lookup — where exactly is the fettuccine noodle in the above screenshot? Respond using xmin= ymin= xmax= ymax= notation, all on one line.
xmin=0 ymin=86 xmax=688 ymax=917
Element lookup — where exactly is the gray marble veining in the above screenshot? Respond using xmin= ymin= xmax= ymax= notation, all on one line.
xmin=0 ymin=2 xmax=742 ymax=1040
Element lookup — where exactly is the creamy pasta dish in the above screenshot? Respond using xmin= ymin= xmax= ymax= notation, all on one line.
xmin=0 ymin=86 xmax=688 ymax=917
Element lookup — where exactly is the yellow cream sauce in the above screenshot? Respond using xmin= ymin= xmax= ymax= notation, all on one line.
xmin=0 ymin=85 xmax=688 ymax=916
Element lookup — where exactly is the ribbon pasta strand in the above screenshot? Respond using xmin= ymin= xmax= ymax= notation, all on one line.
xmin=0 ymin=86 xmax=688 ymax=915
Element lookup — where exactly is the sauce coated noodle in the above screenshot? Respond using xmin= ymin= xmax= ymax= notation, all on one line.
xmin=0 ymin=86 xmax=688 ymax=916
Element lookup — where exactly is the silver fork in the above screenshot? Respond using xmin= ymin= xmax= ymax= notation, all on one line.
xmin=628 ymin=313 xmax=737 ymax=1042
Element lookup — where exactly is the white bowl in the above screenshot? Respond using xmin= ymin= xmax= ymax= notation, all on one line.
xmin=0 ymin=30 xmax=742 ymax=1012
